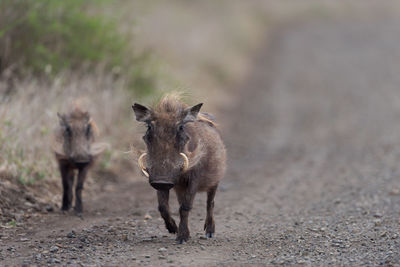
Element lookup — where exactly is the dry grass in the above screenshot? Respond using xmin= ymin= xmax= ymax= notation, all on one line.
xmin=0 ymin=0 xmax=281 ymax=203
xmin=0 ymin=71 xmax=135 ymax=184
xmin=4 ymin=0 xmax=392 ymax=221
xmin=0 ymin=1 xmax=274 ymax=187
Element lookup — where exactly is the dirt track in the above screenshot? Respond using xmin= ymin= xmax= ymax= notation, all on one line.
xmin=2 ymin=15 xmax=400 ymax=266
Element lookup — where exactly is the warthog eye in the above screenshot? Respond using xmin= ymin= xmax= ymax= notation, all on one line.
xmin=64 ymin=125 xmax=72 ymax=137
xmin=176 ymin=124 xmax=188 ymax=147
xmin=86 ymin=124 xmax=91 ymax=139
xmin=143 ymin=123 xmax=153 ymax=143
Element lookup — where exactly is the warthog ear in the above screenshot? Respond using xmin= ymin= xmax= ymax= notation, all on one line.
xmin=90 ymin=142 xmax=110 ymax=157
xmin=83 ymin=111 xmax=90 ymax=122
xmin=183 ymin=103 xmax=203 ymax=123
xmin=132 ymin=103 xmax=151 ymax=122
xmin=51 ymin=139 xmax=67 ymax=160
xmin=57 ymin=112 xmax=67 ymax=125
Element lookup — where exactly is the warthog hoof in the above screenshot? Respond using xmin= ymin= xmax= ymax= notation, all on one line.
xmin=175 ymin=238 xmax=186 ymax=244
xmin=166 ymin=220 xmax=178 ymax=234
xmin=204 ymin=220 xmax=215 ymax=238
xmin=61 ymin=205 xmax=71 ymax=212
xmin=74 ymin=208 xmax=83 ymax=219
xmin=176 ymin=233 xmax=189 ymax=244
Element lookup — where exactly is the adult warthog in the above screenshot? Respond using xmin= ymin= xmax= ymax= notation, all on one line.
xmin=133 ymin=95 xmax=226 ymax=243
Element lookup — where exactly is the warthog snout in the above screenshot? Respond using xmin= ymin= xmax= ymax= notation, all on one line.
xmin=70 ymin=153 xmax=92 ymax=164
xmin=150 ymin=180 xmax=175 ymax=191
xmin=74 ymin=160 xmax=91 ymax=170
xmin=150 ymin=175 xmax=175 ymax=190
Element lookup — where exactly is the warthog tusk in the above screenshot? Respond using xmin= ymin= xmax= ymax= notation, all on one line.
xmin=180 ymin=152 xmax=189 ymax=172
xmin=138 ymin=153 xmax=149 ymax=178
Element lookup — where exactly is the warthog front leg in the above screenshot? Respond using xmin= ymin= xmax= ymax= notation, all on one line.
xmin=157 ymin=190 xmax=178 ymax=233
xmin=175 ymin=183 xmax=197 ymax=244
xmin=74 ymin=165 xmax=89 ymax=216
xmin=204 ymin=184 xmax=218 ymax=238
xmin=60 ymin=164 xmax=74 ymax=211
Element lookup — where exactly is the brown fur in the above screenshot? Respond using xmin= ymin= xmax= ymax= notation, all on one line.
xmin=133 ymin=95 xmax=226 ymax=243
xmin=53 ymin=105 xmax=105 ymax=216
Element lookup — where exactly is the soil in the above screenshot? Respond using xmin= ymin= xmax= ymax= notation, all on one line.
xmin=2 ymin=15 xmax=400 ymax=266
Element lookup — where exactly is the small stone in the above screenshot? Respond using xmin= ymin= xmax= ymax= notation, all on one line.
xmin=199 ymin=236 xmax=207 ymax=240
xmin=48 ymin=258 xmax=60 ymax=264
xmin=389 ymin=188 xmax=400 ymax=195
xmin=45 ymin=205 xmax=54 ymax=212
xmin=144 ymin=255 xmax=151 ymax=258
xmin=159 ymin=255 xmax=166 ymax=259
xmin=50 ymin=246 xmax=59 ymax=253
xmin=66 ymin=231 xmax=76 ymax=238
xmin=144 ymin=214 xmax=152 ymax=220
xmin=158 ymin=247 xmax=167 ymax=252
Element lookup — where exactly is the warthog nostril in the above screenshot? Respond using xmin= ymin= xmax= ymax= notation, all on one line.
xmin=75 ymin=162 xmax=90 ymax=169
xmin=72 ymin=157 xmax=91 ymax=163
xmin=150 ymin=181 xmax=174 ymax=191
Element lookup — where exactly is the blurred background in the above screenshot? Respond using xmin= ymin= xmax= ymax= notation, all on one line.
xmin=0 ymin=0 xmax=280 ymax=218
xmin=0 ymin=0 xmax=397 ymax=214
xmin=1 ymin=0 xmax=400 ymax=254
xmin=0 ymin=0 xmax=273 ymax=223
xmin=2 ymin=0 xmax=400 ymax=265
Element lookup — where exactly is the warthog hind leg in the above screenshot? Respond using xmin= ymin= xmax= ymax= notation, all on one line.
xmin=204 ymin=184 xmax=218 ymax=238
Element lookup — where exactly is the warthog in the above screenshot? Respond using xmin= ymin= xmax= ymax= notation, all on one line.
xmin=133 ymin=95 xmax=226 ymax=243
xmin=52 ymin=106 xmax=107 ymax=216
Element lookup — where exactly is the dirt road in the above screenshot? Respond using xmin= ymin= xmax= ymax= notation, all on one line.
xmin=2 ymin=15 xmax=400 ymax=266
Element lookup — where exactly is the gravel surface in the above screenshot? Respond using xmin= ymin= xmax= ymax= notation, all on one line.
xmin=2 ymin=14 xmax=400 ymax=266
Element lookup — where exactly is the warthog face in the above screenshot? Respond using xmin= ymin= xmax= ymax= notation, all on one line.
xmin=133 ymin=102 xmax=202 ymax=190
xmin=57 ymin=110 xmax=94 ymax=165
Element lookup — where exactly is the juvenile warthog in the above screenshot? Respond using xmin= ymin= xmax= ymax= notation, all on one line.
xmin=133 ymin=95 xmax=226 ymax=243
xmin=52 ymin=106 xmax=107 ymax=216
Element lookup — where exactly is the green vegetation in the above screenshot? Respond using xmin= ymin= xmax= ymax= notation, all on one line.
xmin=7 ymin=219 xmax=17 ymax=227
xmin=0 ymin=1 xmax=159 ymax=185
xmin=0 ymin=123 xmax=50 ymax=185
xmin=99 ymin=148 xmax=112 ymax=171
xmin=0 ymin=0 xmax=156 ymax=94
